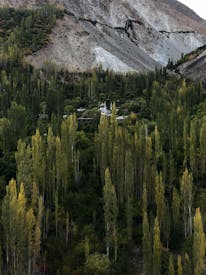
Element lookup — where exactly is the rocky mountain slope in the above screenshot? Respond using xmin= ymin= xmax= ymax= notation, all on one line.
xmin=2 ymin=0 xmax=206 ymax=72
xmin=175 ymin=45 xmax=206 ymax=85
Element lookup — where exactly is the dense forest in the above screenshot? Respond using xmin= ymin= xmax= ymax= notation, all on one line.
xmin=0 ymin=5 xmax=206 ymax=275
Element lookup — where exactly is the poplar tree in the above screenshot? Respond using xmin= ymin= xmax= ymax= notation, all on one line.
xmin=155 ymin=172 xmax=166 ymax=229
xmin=153 ymin=217 xmax=161 ymax=275
xmin=85 ymin=235 xmax=90 ymax=262
xmin=193 ymin=208 xmax=205 ymax=275
xmin=144 ymin=135 xmax=153 ymax=203
xmin=168 ymin=151 xmax=175 ymax=191
xmin=61 ymin=114 xmax=77 ymax=164
xmin=183 ymin=116 xmax=190 ymax=166
xmin=65 ymin=211 xmax=69 ymax=247
xmin=172 ymin=187 xmax=180 ymax=225
xmin=15 ymin=140 xmax=32 ymax=196
xmin=60 ymin=114 xmax=77 ymax=190
xmin=97 ymin=115 xmax=109 ymax=184
xmin=103 ymin=168 xmax=118 ymax=262
xmin=142 ymin=212 xmax=152 ymax=275
xmin=74 ymin=149 xmax=80 ymax=184
xmin=142 ymin=181 xmax=147 ymax=214
xmin=55 ymin=136 xmax=62 ymax=190
xmin=55 ymin=190 xmax=59 ymax=237
xmin=17 ymin=183 xmax=27 ymax=273
xmin=177 ymin=255 xmax=183 ymax=275
xmin=31 ymin=182 xmax=39 ymax=215
xmin=109 ymin=103 xmax=118 ymax=166
xmin=154 ymin=125 xmax=161 ymax=160
xmin=46 ymin=127 xmax=56 ymax=201
xmin=184 ymin=253 xmax=192 ymax=275
xmin=164 ymin=203 xmax=171 ymax=249
xmin=125 ymin=150 xmax=134 ymax=242
xmin=31 ymin=129 xmax=46 ymax=195
xmin=2 ymin=179 xmax=18 ymax=274
xmin=34 ymin=224 xmax=41 ymax=274
xmin=134 ymin=129 xmax=142 ymax=199
xmin=26 ymin=208 xmax=35 ymax=275
xmin=168 ymin=254 xmax=174 ymax=275
xmin=1 ymin=180 xmax=37 ymax=274
xmin=189 ymin=118 xmax=199 ymax=176
xmin=38 ymin=196 xmax=44 ymax=232
xmin=114 ymin=127 xmax=125 ymax=204
xmin=180 ymin=169 xmax=193 ymax=237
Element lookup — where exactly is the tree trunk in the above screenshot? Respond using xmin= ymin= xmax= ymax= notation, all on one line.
xmin=106 ymin=223 xmax=110 ymax=259
xmin=188 ymin=206 xmax=192 ymax=236
xmin=28 ymin=256 xmax=31 ymax=275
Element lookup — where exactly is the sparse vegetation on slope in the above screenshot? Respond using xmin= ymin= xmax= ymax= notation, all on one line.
xmin=0 ymin=5 xmax=63 ymax=58
xmin=167 ymin=44 xmax=206 ymax=70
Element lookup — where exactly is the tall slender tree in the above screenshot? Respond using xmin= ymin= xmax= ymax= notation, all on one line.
xmin=177 ymin=255 xmax=183 ymax=275
xmin=168 ymin=254 xmax=174 ymax=275
xmin=125 ymin=150 xmax=134 ymax=242
xmin=180 ymin=168 xmax=193 ymax=237
xmin=142 ymin=212 xmax=152 ymax=275
xmin=103 ymin=168 xmax=118 ymax=261
xmin=172 ymin=187 xmax=180 ymax=225
xmin=193 ymin=208 xmax=205 ymax=275
xmin=153 ymin=217 xmax=161 ymax=275
xmin=155 ymin=172 xmax=166 ymax=230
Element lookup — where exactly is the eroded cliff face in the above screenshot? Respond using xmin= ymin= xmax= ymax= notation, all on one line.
xmin=2 ymin=0 xmax=206 ymax=72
